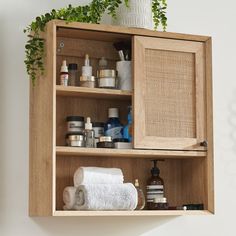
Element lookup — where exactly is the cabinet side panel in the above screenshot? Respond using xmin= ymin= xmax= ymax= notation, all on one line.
xmin=205 ymin=39 xmax=214 ymax=213
xmin=29 ymin=22 xmax=56 ymax=216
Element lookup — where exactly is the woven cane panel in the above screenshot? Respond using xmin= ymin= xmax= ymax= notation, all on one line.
xmin=144 ymin=49 xmax=196 ymax=138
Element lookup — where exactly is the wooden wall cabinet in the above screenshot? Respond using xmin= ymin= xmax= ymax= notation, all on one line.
xmin=29 ymin=20 xmax=214 ymax=216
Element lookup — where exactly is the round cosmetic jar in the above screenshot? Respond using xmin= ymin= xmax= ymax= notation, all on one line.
xmin=97 ymin=136 xmax=114 ymax=148
xmin=67 ymin=116 xmax=84 ymax=133
xmin=66 ymin=133 xmax=85 ymax=147
xmin=79 ymin=76 xmax=96 ymax=88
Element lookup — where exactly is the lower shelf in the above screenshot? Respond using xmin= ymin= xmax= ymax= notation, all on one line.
xmin=53 ymin=210 xmax=211 ymax=216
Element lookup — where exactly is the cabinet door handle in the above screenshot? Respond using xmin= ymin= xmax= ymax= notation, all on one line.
xmin=200 ymin=140 xmax=208 ymax=147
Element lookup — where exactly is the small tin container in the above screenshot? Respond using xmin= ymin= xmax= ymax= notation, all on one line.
xmin=79 ymin=75 xmax=96 ymax=88
xmin=150 ymin=197 xmax=169 ymax=210
xmin=66 ymin=133 xmax=85 ymax=147
xmin=97 ymin=136 xmax=114 ymax=148
xmin=98 ymin=69 xmax=117 ymax=78
xmin=66 ymin=116 xmax=84 ymax=133
xmin=113 ymin=138 xmax=132 ymax=149
xmin=97 ymin=69 xmax=117 ymax=89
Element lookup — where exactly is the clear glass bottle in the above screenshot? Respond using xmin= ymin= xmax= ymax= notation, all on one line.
xmin=134 ymin=179 xmax=145 ymax=210
xmin=83 ymin=117 xmax=95 ymax=148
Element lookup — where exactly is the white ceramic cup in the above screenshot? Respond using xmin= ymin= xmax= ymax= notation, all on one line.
xmin=116 ymin=61 xmax=132 ymax=91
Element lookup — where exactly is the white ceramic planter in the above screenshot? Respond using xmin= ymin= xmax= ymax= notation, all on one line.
xmin=113 ymin=0 xmax=153 ymax=30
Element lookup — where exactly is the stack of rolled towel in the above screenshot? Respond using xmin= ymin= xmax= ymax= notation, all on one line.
xmin=63 ymin=167 xmax=138 ymax=211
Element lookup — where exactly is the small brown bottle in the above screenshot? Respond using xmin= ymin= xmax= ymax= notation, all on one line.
xmin=146 ymin=160 xmax=164 ymax=210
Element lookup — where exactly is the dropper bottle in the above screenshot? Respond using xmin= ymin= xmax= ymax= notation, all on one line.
xmin=60 ymin=60 xmax=69 ymax=86
xmin=83 ymin=117 xmax=95 ymax=148
xmin=82 ymin=54 xmax=92 ymax=76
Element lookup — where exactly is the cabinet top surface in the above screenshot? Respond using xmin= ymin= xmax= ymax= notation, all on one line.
xmin=50 ymin=20 xmax=211 ymax=42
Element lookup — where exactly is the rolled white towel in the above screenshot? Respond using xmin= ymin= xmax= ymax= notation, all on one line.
xmin=63 ymin=186 xmax=77 ymax=210
xmin=74 ymin=183 xmax=138 ymax=210
xmin=73 ymin=167 xmax=124 ymax=187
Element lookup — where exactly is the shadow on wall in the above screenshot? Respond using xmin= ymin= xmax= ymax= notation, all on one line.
xmin=227 ymin=91 xmax=236 ymax=186
xmin=0 ymin=16 xmax=7 ymax=224
xmin=30 ymin=216 xmax=177 ymax=236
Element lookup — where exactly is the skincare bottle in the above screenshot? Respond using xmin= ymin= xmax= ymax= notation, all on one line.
xmin=134 ymin=179 xmax=145 ymax=210
xmin=123 ymin=106 xmax=132 ymax=142
xmin=82 ymin=54 xmax=92 ymax=76
xmin=60 ymin=60 xmax=69 ymax=86
xmin=83 ymin=117 xmax=95 ymax=148
xmin=98 ymin=57 xmax=108 ymax=70
xmin=146 ymin=160 xmax=165 ymax=210
xmin=104 ymin=108 xmax=123 ymax=140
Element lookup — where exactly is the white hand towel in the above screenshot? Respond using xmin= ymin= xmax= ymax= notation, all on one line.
xmin=73 ymin=167 xmax=124 ymax=187
xmin=63 ymin=186 xmax=77 ymax=210
xmin=74 ymin=183 xmax=138 ymax=210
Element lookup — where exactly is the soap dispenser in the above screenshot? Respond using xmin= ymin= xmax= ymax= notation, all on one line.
xmin=146 ymin=160 xmax=165 ymax=210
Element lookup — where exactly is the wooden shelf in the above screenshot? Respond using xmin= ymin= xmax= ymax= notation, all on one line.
xmin=56 ymin=146 xmax=206 ymax=159
xmin=53 ymin=210 xmax=211 ymax=216
xmin=56 ymin=85 xmax=132 ymax=100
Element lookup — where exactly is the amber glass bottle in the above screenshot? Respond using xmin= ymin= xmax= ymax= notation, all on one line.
xmin=146 ymin=160 xmax=164 ymax=210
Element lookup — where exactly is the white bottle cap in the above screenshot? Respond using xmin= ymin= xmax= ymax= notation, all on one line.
xmin=85 ymin=54 xmax=90 ymax=66
xmin=60 ymin=60 xmax=68 ymax=72
xmin=134 ymin=179 xmax=139 ymax=187
xmin=108 ymin=108 xmax=119 ymax=118
xmin=85 ymin=117 xmax=92 ymax=130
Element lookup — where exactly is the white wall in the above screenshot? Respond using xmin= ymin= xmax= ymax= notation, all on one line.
xmin=0 ymin=0 xmax=236 ymax=235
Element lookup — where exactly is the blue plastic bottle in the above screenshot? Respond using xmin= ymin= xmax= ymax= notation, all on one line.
xmin=123 ymin=106 xmax=132 ymax=142
xmin=104 ymin=108 xmax=123 ymax=140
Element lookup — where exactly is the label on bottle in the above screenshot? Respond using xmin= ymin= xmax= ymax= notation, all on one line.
xmin=146 ymin=185 xmax=164 ymax=202
xmin=105 ymin=126 xmax=123 ymax=140
xmin=60 ymin=74 xmax=69 ymax=86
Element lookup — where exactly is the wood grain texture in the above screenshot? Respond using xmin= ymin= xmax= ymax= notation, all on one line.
xmin=56 ymin=85 xmax=132 ymax=100
xmin=133 ymin=36 xmax=206 ymax=151
xmin=56 ymin=146 xmax=207 ymax=158
xmin=56 ymin=36 xmax=124 ymax=85
xmin=29 ymin=21 xmax=214 ymax=216
xmin=56 ymin=156 xmax=181 ymax=210
xmin=29 ymin=21 xmax=56 ymax=216
xmin=53 ymin=210 xmax=211 ymax=216
xmin=56 ymin=96 xmax=130 ymax=146
xmin=54 ymin=20 xmax=210 ymax=42
xmin=205 ymin=38 xmax=214 ymax=213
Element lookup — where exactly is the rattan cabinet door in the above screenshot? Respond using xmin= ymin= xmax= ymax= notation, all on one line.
xmin=133 ymin=36 xmax=206 ymax=150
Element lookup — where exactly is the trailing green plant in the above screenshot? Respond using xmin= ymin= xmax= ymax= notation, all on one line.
xmin=152 ymin=0 xmax=167 ymax=31
xmin=24 ymin=0 xmax=167 ymax=85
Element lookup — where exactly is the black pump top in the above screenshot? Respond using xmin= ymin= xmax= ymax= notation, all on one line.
xmin=151 ymin=160 xmax=164 ymax=176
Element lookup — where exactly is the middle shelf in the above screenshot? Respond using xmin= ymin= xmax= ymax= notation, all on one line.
xmin=56 ymin=146 xmax=206 ymax=159
xmin=56 ymin=85 xmax=132 ymax=100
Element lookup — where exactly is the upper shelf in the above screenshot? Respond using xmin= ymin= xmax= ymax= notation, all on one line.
xmin=56 ymin=85 xmax=132 ymax=100
xmin=56 ymin=146 xmax=206 ymax=159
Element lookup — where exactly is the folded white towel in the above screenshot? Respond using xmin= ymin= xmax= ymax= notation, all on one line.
xmin=73 ymin=167 xmax=124 ymax=187
xmin=63 ymin=186 xmax=77 ymax=210
xmin=74 ymin=183 xmax=138 ymax=210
